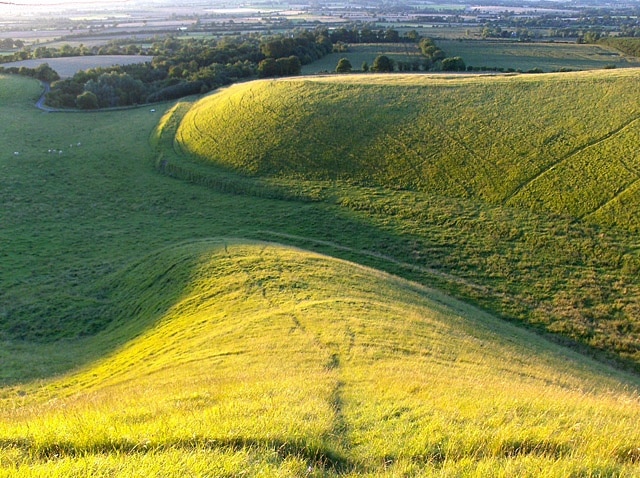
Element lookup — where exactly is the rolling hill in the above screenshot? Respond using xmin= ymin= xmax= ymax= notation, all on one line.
xmin=2 ymin=240 xmax=639 ymax=476
xmin=2 ymin=70 xmax=640 ymax=476
xmin=176 ymin=70 xmax=640 ymax=232
xmin=166 ymin=70 xmax=640 ymax=370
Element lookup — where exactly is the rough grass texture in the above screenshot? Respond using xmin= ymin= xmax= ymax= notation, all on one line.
xmin=2 ymin=240 xmax=640 ymax=477
xmin=177 ymin=71 xmax=640 ymax=232
xmin=171 ymin=71 xmax=640 ymax=369
xmin=2 ymin=72 xmax=640 ymax=476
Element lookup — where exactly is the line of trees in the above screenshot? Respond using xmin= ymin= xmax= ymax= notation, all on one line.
xmin=0 ymin=40 xmax=143 ymax=64
xmin=335 ymin=36 xmax=466 ymax=74
xmin=42 ymin=30 xmax=333 ymax=109
xmin=0 ymin=38 xmax=25 ymax=50
xmin=0 ymin=63 xmax=59 ymax=82
xmin=329 ymin=27 xmax=419 ymax=44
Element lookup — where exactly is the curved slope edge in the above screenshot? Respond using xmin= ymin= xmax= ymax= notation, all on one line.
xmin=176 ymin=71 xmax=640 ymax=231
xmin=1 ymin=241 xmax=639 ymax=475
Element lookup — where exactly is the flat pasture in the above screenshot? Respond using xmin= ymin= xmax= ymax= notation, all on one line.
xmin=302 ymin=43 xmax=423 ymax=74
xmin=1 ymin=54 xmax=151 ymax=78
xmin=438 ymin=39 xmax=640 ymax=71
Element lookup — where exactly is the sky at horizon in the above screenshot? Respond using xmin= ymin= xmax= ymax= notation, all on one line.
xmin=0 ymin=0 xmax=130 ymax=4
xmin=0 ymin=0 xmax=134 ymax=17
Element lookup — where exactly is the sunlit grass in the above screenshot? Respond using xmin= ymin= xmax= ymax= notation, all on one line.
xmin=1 ymin=241 xmax=639 ymax=476
xmin=177 ymin=70 xmax=640 ymax=229
xmin=2 ymin=72 xmax=640 ymax=475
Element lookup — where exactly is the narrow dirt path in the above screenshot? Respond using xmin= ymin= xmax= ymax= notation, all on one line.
xmin=35 ymin=82 xmax=56 ymax=112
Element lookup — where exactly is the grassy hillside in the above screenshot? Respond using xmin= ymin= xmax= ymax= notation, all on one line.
xmin=2 ymin=240 xmax=640 ymax=476
xmin=177 ymin=71 xmax=640 ymax=231
xmin=2 ymin=72 xmax=640 ymax=475
xmin=171 ymin=71 xmax=640 ymax=369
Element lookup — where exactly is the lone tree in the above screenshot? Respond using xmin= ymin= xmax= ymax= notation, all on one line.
xmin=335 ymin=57 xmax=352 ymax=73
xmin=441 ymin=56 xmax=466 ymax=72
xmin=371 ymin=55 xmax=394 ymax=73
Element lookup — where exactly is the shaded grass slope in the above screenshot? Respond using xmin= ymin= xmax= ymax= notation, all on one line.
xmin=177 ymin=70 xmax=640 ymax=232
xmin=2 ymin=73 xmax=640 ymax=475
xmin=165 ymin=72 xmax=640 ymax=370
xmin=2 ymin=240 xmax=640 ymax=477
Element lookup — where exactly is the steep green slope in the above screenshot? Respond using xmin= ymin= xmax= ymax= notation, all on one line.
xmin=2 ymin=73 xmax=640 ymax=475
xmin=177 ymin=71 xmax=640 ymax=232
xmin=168 ymin=71 xmax=640 ymax=370
xmin=2 ymin=241 xmax=640 ymax=477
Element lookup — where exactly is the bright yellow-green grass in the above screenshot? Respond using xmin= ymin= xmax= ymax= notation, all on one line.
xmin=2 ymin=240 xmax=640 ymax=477
xmin=177 ymin=70 xmax=640 ymax=232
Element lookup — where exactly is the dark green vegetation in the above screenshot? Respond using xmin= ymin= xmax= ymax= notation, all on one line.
xmin=599 ymin=37 xmax=640 ymax=58
xmin=174 ymin=71 xmax=640 ymax=370
xmin=0 ymin=63 xmax=59 ymax=82
xmin=39 ymin=31 xmax=333 ymax=108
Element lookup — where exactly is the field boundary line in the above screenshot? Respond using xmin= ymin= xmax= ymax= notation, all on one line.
xmin=504 ymin=115 xmax=640 ymax=204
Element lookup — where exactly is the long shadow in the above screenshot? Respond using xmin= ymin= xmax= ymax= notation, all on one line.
xmin=0 ymin=435 xmax=357 ymax=473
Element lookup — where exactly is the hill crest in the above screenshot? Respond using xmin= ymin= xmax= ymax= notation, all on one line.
xmin=176 ymin=70 xmax=640 ymax=232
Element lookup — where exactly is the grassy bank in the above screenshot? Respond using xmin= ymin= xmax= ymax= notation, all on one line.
xmin=171 ymin=71 xmax=640 ymax=369
xmin=2 ymin=241 xmax=640 ymax=476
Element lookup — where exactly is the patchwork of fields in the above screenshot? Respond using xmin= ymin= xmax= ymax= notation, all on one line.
xmin=2 ymin=67 xmax=640 ymax=476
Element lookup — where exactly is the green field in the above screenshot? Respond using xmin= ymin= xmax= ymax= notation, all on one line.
xmin=302 ymin=40 xmax=640 ymax=75
xmin=174 ymin=71 xmax=640 ymax=369
xmin=437 ymin=39 xmax=640 ymax=71
xmin=3 ymin=70 xmax=640 ymax=475
xmin=177 ymin=71 xmax=640 ymax=230
xmin=301 ymin=43 xmax=423 ymax=74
